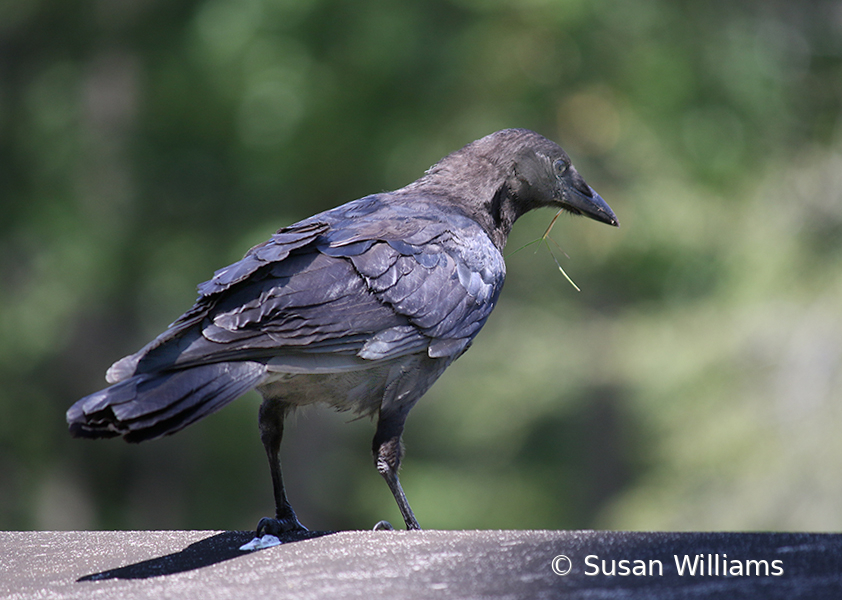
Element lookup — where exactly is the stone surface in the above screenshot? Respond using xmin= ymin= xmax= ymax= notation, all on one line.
xmin=2 ymin=530 xmax=842 ymax=599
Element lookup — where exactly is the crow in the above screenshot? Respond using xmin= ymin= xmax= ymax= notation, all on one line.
xmin=67 ymin=128 xmax=618 ymax=534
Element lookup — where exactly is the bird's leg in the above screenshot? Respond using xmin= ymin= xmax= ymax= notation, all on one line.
xmin=255 ymin=399 xmax=307 ymax=536
xmin=373 ymin=409 xmax=420 ymax=530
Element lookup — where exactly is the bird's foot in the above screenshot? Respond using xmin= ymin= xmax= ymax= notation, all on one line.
xmin=239 ymin=516 xmax=308 ymax=551
xmin=256 ymin=515 xmax=308 ymax=537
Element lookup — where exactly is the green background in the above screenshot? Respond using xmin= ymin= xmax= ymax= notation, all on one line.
xmin=2 ymin=0 xmax=841 ymax=532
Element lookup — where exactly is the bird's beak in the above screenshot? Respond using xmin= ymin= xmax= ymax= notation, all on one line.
xmin=560 ymin=168 xmax=619 ymax=227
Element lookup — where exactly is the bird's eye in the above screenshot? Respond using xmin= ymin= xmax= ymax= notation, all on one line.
xmin=554 ymin=159 xmax=569 ymax=176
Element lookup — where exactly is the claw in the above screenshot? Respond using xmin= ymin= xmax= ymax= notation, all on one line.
xmin=373 ymin=520 xmax=395 ymax=531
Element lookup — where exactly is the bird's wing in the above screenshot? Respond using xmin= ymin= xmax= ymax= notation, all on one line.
xmin=107 ymin=194 xmax=506 ymax=381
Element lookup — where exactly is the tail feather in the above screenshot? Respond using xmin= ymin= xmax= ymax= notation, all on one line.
xmin=67 ymin=362 xmax=267 ymax=443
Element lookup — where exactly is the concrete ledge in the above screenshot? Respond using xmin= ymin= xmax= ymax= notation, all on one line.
xmin=2 ymin=530 xmax=842 ymax=599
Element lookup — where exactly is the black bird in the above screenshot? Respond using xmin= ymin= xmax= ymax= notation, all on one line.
xmin=67 ymin=129 xmax=618 ymax=534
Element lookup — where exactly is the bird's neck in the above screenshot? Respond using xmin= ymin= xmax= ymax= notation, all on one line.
xmin=478 ymin=180 xmax=525 ymax=250
xmin=405 ymin=161 xmax=525 ymax=252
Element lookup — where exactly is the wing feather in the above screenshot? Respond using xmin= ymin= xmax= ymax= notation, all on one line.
xmin=107 ymin=193 xmax=506 ymax=382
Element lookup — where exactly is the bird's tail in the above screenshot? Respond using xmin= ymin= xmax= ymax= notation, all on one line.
xmin=67 ymin=362 xmax=267 ymax=443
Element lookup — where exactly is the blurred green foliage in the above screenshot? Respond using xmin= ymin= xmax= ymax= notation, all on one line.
xmin=2 ymin=0 xmax=842 ymax=532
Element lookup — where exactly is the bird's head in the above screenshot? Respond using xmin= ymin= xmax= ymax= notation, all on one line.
xmin=408 ymin=128 xmax=618 ymax=249
xmin=506 ymin=132 xmax=619 ymax=228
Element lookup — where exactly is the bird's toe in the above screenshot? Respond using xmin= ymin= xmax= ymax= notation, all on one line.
xmin=256 ymin=515 xmax=308 ymax=537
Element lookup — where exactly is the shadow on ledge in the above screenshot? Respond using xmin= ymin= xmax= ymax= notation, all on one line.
xmin=78 ymin=530 xmax=335 ymax=581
